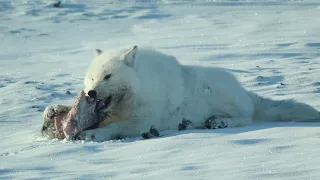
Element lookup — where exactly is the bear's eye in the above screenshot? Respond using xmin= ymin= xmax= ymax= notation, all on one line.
xmin=104 ymin=74 xmax=112 ymax=80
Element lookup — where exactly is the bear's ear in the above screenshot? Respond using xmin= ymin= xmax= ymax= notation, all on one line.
xmin=123 ymin=45 xmax=138 ymax=67
xmin=95 ymin=49 xmax=103 ymax=56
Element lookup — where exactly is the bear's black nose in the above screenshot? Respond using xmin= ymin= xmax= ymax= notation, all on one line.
xmin=88 ymin=90 xmax=97 ymax=99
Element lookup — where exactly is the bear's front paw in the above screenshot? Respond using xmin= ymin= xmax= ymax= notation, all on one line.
xmin=205 ymin=116 xmax=228 ymax=129
xmin=141 ymin=126 xmax=160 ymax=139
xmin=178 ymin=118 xmax=194 ymax=131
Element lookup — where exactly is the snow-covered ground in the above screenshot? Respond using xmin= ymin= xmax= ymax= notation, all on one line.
xmin=1 ymin=0 xmax=320 ymax=179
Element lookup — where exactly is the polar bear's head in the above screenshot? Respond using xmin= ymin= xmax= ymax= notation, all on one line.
xmin=84 ymin=45 xmax=140 ymax=119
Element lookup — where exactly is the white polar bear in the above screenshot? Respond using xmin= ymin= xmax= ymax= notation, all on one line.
xmin=75 ymin=45 xmax=320 ymax=142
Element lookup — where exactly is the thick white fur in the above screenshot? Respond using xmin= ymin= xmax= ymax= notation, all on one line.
xmin=80 ymin=45 xmax=320 ymax=141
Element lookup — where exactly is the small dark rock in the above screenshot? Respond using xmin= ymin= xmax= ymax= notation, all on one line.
xmin=53 ymin=1 xmax=61 ymax=8
xmin=66 ymin=90 xmax=71 ymax=95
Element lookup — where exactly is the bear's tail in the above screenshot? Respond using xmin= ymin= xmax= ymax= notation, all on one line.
xmin=248 ymin=92 xmax=320 ymax=122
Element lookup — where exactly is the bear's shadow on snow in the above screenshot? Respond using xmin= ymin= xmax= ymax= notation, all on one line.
xmin=103 ymin=122 xmax=320 ymax=145
xmin=131 ymin=121 xmax=320 ymax=145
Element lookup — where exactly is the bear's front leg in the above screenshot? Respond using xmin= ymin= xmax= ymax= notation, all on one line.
xmin=141 ymin=125 xmax=160 ymax=139
xmin=74 ymin=122 xmax=126 ymax=142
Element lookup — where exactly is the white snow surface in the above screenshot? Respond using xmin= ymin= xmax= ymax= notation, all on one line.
xmin=1 ymin=0 xmax=320 ymax=179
